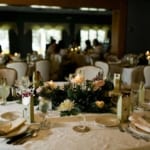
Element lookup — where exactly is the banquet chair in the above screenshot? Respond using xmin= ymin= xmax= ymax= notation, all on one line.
xmin=6 ymin=62 xmax=28 ymax=80
xmin=131 ymin=65 xmax=145 ymax=89
xmin=0 ymin=68 xmax=17 ymax=86
xmin=50 ymin=54 xmax=62 ymax=80
xmin=95 ymin=61 xmax=109 ymax=78
xmin=75 ymin=65 xmax=102 ymax=80
xmin=143 ymin=66 xmax=150 ymax=88
xmin=35 ymin=60 xmax=50 ymax=82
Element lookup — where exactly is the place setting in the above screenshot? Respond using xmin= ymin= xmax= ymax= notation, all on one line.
xmin=127 ymin=111 xmax=150 ymax=140
xmin=0 ymin=112 xmax=28 ymax=141
xmin=95 ymin=113 xmax=120 ymax=127
xmin=71 ymin=113 xmax=121 ymax=133
xmin=72 ymin=114 xmax=91 ymax=133
xmin=0 ymin=110 xmax=41 ymax=145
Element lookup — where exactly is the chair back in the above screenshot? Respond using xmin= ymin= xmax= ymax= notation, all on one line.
xmin=6 ymin=62 xmax=28 ymax=80
xmin=144 ymin=66 xmax=150 ymax=88
xmin=0 ymin=68 xmax=17 ymax=86
xmin=35 ymin=60 xmax=50 ymax=81
xmin=95 ymin=61 xmax=109 ymax=78
xmin=75 ymin=66 xmax=101 ymax=80
xmin=50 ymin=54 xmax=62 ymax=80
xmin=131 ymin=66 xmax=145 ymax=88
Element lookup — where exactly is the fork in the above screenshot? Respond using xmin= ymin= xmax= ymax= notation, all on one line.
xmin=13 ymin=129 xmax=38 ymax=145
xmin=125 ymin=127 xmax=150 ymax=142
xmin=7 ymin=128 xmax=39 ymax=145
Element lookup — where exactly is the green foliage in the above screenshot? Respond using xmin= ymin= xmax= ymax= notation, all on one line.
xmin=60 ymin=107 xmax=80 ymax=116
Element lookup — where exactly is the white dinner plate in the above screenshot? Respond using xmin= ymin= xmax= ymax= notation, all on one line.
xmin=129 ymin=123 xmax=150 ymax=139
xmin=129 ymin=111 xmax=150 ymax=133
xmin=95 ymin=114 xmax=120 ymax=127
xmin=1 ymin=111 xmax=21 ymax=121
xmin=0 ymin=124 xmax=29 ymax=138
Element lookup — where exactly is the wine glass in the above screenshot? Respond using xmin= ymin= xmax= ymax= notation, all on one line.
xmin=0 ymin=85 xmax=10 ymax=105
xmin=76 ymin=113 xmax=87 ymax=130
xmin=21 ymin=76 xmax=31 ymax=90
xmin=130 ymin=89 xmax=139 ymax=111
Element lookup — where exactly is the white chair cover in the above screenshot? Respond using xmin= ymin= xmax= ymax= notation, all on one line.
xmin=75 ymin=66 xmax=101 ymax=80
xmin=131 ymin=66 xmax=145 ymax=87
xmin=50 ymin=54 xmax=62 ymax=80
xmin=35 ymin=60 xmax=50 ymax=82
xmin=144 ymin=66 xmax=150 ymax=88
xmin=121 ymin=67 xmax=134 ymax=86
xmin=0 ymin=68 xmax=17 ymax=86
xmin=95 ymin=61 xmax=109 ymax=78
xmin=6 ymin=62 xmax=28 ymax=80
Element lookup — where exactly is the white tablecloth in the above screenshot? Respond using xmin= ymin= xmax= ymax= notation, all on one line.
xmin=0 ymin=102 xmax=150 ymax=150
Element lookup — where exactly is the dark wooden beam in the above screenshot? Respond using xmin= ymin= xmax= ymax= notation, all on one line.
xmin=0 ymin=0 xmax=120 ymax=9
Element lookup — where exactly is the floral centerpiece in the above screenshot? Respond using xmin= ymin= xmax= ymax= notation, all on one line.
xmin=35 ymin=73 xmax=114 ymax=116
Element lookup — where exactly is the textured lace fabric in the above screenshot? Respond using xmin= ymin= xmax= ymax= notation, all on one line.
xmin=0 ymin=102 xmax=150 ymax=150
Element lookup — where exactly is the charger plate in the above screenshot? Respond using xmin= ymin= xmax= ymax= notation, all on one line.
xmin=95 ymin=114 xmax=120 ymax=127
xmin=1 ymin=111 xmax=20 ymax=121
xmin=129 ymin=123 xmax=150 ymax=139
xmin=0 ymin=124 xmax=29 ymax=138
xmin=129 ymin=111 xmax=150 ymax=133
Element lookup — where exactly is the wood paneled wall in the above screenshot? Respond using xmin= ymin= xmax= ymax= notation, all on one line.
xmin=0 ymin=0 xmax=127 ymax=57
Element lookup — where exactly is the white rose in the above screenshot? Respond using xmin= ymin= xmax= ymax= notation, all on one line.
xmin=58 ymin=99 xmax=74 ymax=111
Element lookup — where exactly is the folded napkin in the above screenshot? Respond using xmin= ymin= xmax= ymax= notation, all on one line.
xmin=0 ymin=118 xmax=26 ymax=135
xmin=129 ymin=112 xmax=150 ymax=133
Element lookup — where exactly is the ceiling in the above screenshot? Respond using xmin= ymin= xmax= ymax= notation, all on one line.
xmin=0 ymin=5 xmax=112 ymax=16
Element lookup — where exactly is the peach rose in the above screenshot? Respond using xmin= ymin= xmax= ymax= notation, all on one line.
xmin=36 ymin=86 xmax=43 ymax=94
xmin=93 ymin=80 xmax=105 ymax=91
xmin=95 ymin=100 xmax=105 ymax=108
xmin=71 ymin=74 xmax=85 ymax=84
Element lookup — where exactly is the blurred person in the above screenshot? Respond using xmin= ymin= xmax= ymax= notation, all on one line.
xmin=84 ymin=40 xmax=93 ymax=53
xmin=58 ymin=40 xmax=68 ymax=56
xmin=137 ymin=53 xmax=148 ymax=65
xmin=46 ymin=37 xmax=57 ymax=59
xmin=49 ymin=40 xmax=63 ymax=80
xmin=92 ymin=38 xmax=103 ymax=60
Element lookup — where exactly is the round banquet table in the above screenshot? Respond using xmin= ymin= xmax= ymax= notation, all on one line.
xmin=0 ymin=101 xmax=150 ymax=150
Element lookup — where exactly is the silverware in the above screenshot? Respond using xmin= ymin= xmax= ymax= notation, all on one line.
xmin=7 ymin=131 xmax=30 ymax=144
xmin=7 ymin=129 xmax=38 ymax=145
xmin=13 ymin=129 xmax=38 ymax=145
xmin=117 ymin=123 xmax=150 ymax=142
xmin=125 ymin=127 xmax=150 ymax=142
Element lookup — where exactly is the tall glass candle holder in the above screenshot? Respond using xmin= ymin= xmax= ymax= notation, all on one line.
xmin=22 ymin=91 xmax=34 ymax=123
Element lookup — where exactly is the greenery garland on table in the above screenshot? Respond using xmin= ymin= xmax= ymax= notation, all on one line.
xmin=35 ymin=77 xmax=114 ymax=116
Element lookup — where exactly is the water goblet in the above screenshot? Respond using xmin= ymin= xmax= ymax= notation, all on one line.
xmin=38 ymin=98 xmax=51 ymax=130
xmin=77 ymin=113 xmax=87 ymax=130
xmin=0 ymin=85 xmax=10 ymax=105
